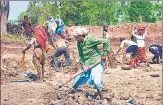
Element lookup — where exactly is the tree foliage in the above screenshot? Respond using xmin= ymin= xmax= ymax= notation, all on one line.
xmin=17 ymin=1 xmax=162 ymax=26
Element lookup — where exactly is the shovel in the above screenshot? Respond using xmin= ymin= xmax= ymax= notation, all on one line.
xmin=58 ymin=59 xmax=102 ymax=88
xmin=19 ymin=53 xmax=25 ymax=71
xmin=16 ymin=53 xmax=25 ymax=75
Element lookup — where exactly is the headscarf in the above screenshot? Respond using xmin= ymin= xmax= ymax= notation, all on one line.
xmin=24 ymin=15 xmax=29 ymax=20
xmin=55 ymin=15 xmax=63 ymax=26
xmin=137 ymin=27 xmax=145 ymax=31
xmin=120 ymin=37 xmax=125 ymax=42
xmin=34 ymin=25 xmax=47 ymax=49
xmin=48 ymin=16 xmax=55 ymax=23
xmin=72 ymin=27 xmax=89 ymax=37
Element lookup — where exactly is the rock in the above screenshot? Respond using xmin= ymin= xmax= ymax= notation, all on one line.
xmin=8 ymin=72 xmax=17 ymax=77
xmin=120 ymin=96 xmax=129 ymax=100
xmin=150 ymin=74 xmax=160 ymax=77
xmin=87 ymin=96 xmax=92 ymax=101
xmin=146 ymin=94 xmax=153 ymax=99
xmin=4 ymin=99 xmax=9 ymax=101
xmin=7 ymin=24 xmax=23 ymax=35
xmin=68 ymin=97 xmax=76 ymax=105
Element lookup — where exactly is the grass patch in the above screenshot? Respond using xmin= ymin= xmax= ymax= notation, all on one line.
xmin=1 ymin=34 xmax=26 ymax=41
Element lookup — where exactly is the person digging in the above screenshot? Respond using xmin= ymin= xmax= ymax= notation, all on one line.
xmin=149 ymin=44 xmax=162 ymax=64
xmin=66 ymin=27 xmax=110 ymax=100
xmin=131 ymin=27 xmax=150 ymax=67
xmin=51 ymin=35 xmax=72 ymax=70
xmin=22 ymin=25 xmax=48 ymax=80
xmin=116 ymin=37 xmax=138 ymax=67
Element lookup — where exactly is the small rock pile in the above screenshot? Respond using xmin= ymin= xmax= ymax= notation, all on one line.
xmin=107 ymin=49 xmax=120 ymax=69
xmin=41 ymin=85 xmax=119 ymax=105
xmin=7 ymin=23 xmax=23 ymax=35
xmin=1 ymin=57 xmax=35 ymax=84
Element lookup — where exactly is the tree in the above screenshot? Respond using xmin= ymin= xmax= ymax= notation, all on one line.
xmin=18 ymin=1 xmax=162 ymax=26
xmin=152 ymin=2 xmax=162 ymax=21
xmin=17 ymin=11 xmax=27 ymax=24
xmin=1 ymin=1 xmax=10 ymax=35
xmin=128 ymin=1 xmax=154 ymax=22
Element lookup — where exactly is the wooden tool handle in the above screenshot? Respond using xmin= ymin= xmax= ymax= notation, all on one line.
xmin=21 ymin=53 xmax=25 ymax=71
xmin=59 ymin=60 xmax=102 ymax=88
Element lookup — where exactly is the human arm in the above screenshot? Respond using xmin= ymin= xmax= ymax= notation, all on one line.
xmin=133 ymin=33 xmax=144 ymax=40
xmin=43 ymin=21 xmax=48 ymax=26
xmin=22 ymin=44 xmax=32 ymax=54
xmin=22 ymin=38 xmax=34 ymax=53
xmin=159 ymin=46 xmax=162 ymax=59
xmin=132 ymin=28 xmax=147 ymax=40
xmin=89 ymin=36 xmax=110 ymax=56
xmin=116 ymin=41 xmax=124 ymax=54
xmin=77 ymin=42 xmax=85 ymax=63
xmin=131 ymin=27 xmax=137 ymax=35
xmin=142 ymin=27 xmax=147 ymax=39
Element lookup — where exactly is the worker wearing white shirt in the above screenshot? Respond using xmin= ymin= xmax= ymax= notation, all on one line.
xmin=131 ymin=27 xmax=149 ymax=66
xmin=116 ymin=37 xmax=138 ymax=64
xmin=132 ymin=27 xmax=147 ymax=47
xmin=117 ymin=37 xmax=138 ymax=55
xmin=43 ymin=16 xmax=57 ymax=34
xmin=43 ymin=16 xmax=57 ymax=47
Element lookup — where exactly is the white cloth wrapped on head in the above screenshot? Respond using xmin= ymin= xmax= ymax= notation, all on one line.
xmin=72 ymin=27 xmax=89 ymax=37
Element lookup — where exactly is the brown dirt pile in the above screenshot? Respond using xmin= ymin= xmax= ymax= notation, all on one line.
xmin=67 ymin=22 xmax=162 ymax=38
xmin=41 ymin=85 xmax=119 ymax=105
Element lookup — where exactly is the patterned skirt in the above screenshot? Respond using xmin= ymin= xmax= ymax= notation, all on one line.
xmin=128 ymin=47 xmax=147 ymax=67
xmin=135 ymin=47 xmax=147 ymax=63
xmin=32 ymin=48 xmax=46 ymax=70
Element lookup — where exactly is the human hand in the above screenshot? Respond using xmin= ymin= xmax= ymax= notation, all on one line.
xmin=101 ymin=56 xmax=106 ymax=61
xmin=22 ymin=50 xmax=26 ymax=54
xmin=82 ymin=64 xmax=89 ymax=71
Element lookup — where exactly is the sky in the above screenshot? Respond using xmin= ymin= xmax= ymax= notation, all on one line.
xmin=8 ymin=1 xmax=29 ymax=20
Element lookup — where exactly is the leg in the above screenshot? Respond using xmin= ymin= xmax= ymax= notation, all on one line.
xmin=152 ymin=55 xmax=157 ymax=62
xmin=48 ymin=32 xmax=55 ymax=47
xmin=72 ymin=71 xmax=90 ymax=89
xmin=40 ymin=63 xmax=44 ymax=79
xmin=69 ymin=72 xmax=90 ymax=94
xmin=132 ymin=45 xmax=138 ymax=58
xmin=159 ymin=50 xmax=162 ymax=59
xmin=33 ymin=48 xmax=43 ymax=80
xmin=149 ymin=47 xmax=158 ymax=63
xmin=125 ymin=45 xmax=135 ymax=65
xmin=122 ymin=52 xmax=127 ymax=65
xmin=155 ymin=54 xmax=159 ymax=64
xmin=98 ymin=91 xmax=104 ymax=100
xmin=90 ymin=62 xmax=104 ymax=99
xmin=63 ymin=48 xmax=72 ymax=66
xmin=53 ymin=48 xmax=62 ymax=70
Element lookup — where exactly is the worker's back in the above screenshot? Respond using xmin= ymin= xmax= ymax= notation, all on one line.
xmin=54 ymin=38 xmax=67 ymax=48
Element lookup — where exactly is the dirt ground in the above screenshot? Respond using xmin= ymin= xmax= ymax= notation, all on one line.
xmin=1 ymin=39 xmax=162 ymax=105
xmin=1 ymin=22 xmax=162 ymax=105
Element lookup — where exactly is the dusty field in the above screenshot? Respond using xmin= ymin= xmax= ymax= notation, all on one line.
xmin=1 ymin=22 xmax=162 ymax=105
xmin=1 ymin=38 xmax=162 ymax=105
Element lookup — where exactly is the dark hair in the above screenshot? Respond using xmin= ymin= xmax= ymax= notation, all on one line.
xmin=103 ymin=25 xmax=108 ymax=32
xmin=131 ymin=35 xmax=134 ymax=40
xmin=24 ymin=15 xmax=28 ymax=19
xmin=82 ymin=35 xmax=86 ymax=37
xmin=131 ymin=34 xmax=137 ymax=43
